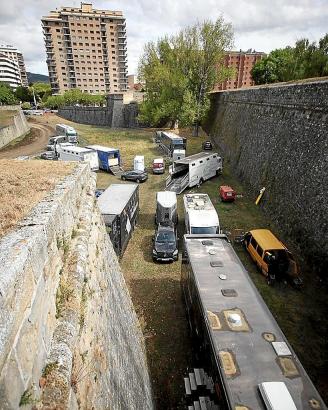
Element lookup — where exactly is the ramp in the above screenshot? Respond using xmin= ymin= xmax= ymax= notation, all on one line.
xmin=109 ymin=165 xmax=124 ymax=176
xmin=166 ymin=173 xmax=189 ymax=194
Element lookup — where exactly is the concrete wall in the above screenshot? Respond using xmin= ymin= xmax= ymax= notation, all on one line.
xmin=204 ymin=79 xmax=328 ymax=275
xmin=58 ymin=94 xmax=139 ymax=128
xmin=0 ymin=163 xmax=153 ymax=409
xmin=0 ymin=105 xmax=30 ymax=149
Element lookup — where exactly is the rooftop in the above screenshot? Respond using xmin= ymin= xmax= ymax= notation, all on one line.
xmin=98 ymin=183 xmax=138 ymax=215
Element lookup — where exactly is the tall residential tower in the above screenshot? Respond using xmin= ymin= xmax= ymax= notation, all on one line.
xmin=41 ymin=2 xmax=128 ymax=95
xmin=0 ymin=43 xmax=28 ymax=87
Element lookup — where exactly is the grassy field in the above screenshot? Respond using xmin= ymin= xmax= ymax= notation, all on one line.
xmin=37 ymin=115 xmax=328 ymax=407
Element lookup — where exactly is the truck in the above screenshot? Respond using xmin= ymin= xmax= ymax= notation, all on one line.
xmin=97 ymin=184 xmax=139 ymax=256
xmin=157 ymin=131 xmax=186 ymax=160
xmin=47 ymin=135 xmax=69 ymax=154
xmin=57 ymin=143 xmax=99 ymax=171
xmin=155 ymin=191 xmax=178 ymax=226
xmin=183 ymin=193 xmax=220 ymax=234
xmin=166 ymin=152 xmax=222 ymax=194
xmin=86 ymin=145 xmax=121 ymax=174
xmin=56 ymin=123 xmax=78 ymax=143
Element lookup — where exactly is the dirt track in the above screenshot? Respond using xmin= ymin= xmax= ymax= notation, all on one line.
xmin=0 ymin=121 xmax=54 ymax=159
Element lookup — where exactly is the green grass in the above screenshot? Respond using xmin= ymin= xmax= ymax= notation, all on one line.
xmin=55 ymin=118 xmax=328 ymax=407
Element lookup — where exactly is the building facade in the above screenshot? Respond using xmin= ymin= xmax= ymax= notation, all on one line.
xmin=0 ymin=44 xmax=28 ymax=87
xmin=0 ymin=53 xmax=22 ymax=89
xmin=215 ymin=50 xmax=265 ymax=91
xmin=41 ymin=2 xmax=128 ymax=95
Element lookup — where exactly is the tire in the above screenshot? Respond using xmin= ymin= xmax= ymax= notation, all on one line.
xmin=121 ymin=176 xmax=126 ymax=181
xmin=136 ymin=178 xmax=140 ymax=183
xmin=199 ymin=178 xmax=204 ymax=185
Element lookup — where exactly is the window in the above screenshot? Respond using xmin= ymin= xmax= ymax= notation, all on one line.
xmin=257 ymin=245 xmax=263 ymax=257
xmin=213 ymin=155 xmax=217 ymax=158
xmin=56 ymin=29 xmax=60 ymax=32
xmin=250 ymin=237 xmax=257 ymax=248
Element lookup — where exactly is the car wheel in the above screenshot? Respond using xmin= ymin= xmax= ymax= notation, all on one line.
xmin=136 ymin=178 xmax=140 ymax=183
xmin=121 ymin=176 xmax=126 ymax=181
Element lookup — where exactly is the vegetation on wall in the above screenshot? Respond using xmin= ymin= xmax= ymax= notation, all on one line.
xmin=251 ymin=34 xmax=328 ymax=84
xmin=138 ymin=18 xmax=234 ymax=134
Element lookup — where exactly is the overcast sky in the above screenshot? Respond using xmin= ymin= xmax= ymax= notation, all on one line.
xmin=0 ymin=0 xmax=327 ymax=76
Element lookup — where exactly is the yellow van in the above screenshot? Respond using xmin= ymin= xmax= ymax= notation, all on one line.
xmin=244 ymin=229 xmax=300 ymax=286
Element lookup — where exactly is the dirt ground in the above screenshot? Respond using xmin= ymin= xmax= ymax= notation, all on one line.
xmin=0 ymin=159 xmax=74 ymax=238
xmin=0 ymin=118 xmax=54 ymax=159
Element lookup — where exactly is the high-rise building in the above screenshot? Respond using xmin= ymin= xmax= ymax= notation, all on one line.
xmin=0 ymin=43 xmax=28 ymax=87
xmin=0 ymin=53 xmax=22 ymax=89
xmin=215 ymin=50 xmax=266 ymax=91
xmin=41 ymin=2 xmax=128 ymax=95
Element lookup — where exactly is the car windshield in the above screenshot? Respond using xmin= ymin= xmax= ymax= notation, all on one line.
xmin=191 ymin=226 xmax=218 ymax=234
xmin=156 ymin=231 xmax=175 ymax=243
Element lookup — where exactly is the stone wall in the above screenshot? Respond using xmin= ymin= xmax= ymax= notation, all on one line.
xmin=0 ymin=105 xmax=30 ymax=149
xmin=58 ymin=94 xmax=139 ymax=128
xmin=0 ymin=163 xmax=153 ymax=409
xmin=204 ymin=79 xmax=328 ymax=274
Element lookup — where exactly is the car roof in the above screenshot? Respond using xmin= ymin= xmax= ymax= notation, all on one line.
xmin=249 ymin=229 xmax=286 ymax=251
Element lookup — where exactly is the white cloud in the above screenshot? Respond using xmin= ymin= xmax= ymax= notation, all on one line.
xmin=0 ymin=0 xmax=327 ymax=76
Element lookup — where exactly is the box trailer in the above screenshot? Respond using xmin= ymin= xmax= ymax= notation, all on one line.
xmin=98 ymin=184 xmax=139 ymax=256
xmin=183 ymin=193 xmax=220 ymax=234
xmin=86 ymin=144 xmax=121 ymax=174
xmin=166 ymin=152 xmax=222 ymax=194
xmin=134 ymin=155 xmax=145 ymax=171
xmin=155 ymin=191 xmax=178 ymax=225
xmin=156 ymin=131 xmax=186 ymax=160
xmin=58 ymin=144 xmax=99 ymax=171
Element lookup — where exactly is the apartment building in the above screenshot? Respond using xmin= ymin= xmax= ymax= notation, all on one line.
xmin=0 ymin=43 xmax=28 ymax=87
xmin=215 ymin=50 xmax=266 ymax=91
xmin=0 ymin=53 xmax=21 ymax=89
xmin=41 ymin=2 xmax=128 ymax=95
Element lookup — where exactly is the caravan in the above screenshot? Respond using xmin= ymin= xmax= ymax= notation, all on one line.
xmin=183 ymin=193 xmax=220 ymax=234
xmin=166 ymin=152 xmax=222 ymax=194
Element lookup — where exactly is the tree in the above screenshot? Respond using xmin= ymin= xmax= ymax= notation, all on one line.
xmin=138 ymin=18 xmax=234 ymax=134
xmin=0 ymin=82 xmax=17 ymax=105
xmin=251 ymin=34 xmax=328 ymax=85
xmin=21 ymin=102 xmax=31 ymax=109
xmin=31 ymin=82 xmax=52 ymax=101
xmin=15 ymin=86 xmax=32 ymax=102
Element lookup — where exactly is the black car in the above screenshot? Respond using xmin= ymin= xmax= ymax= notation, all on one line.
xmin=202 ymin=141 xmax=213 ymax=150
xmin=152 ymin=224 xmax=178 ymax=262
xmin=121 ymin=170 xmax=148 ymax=183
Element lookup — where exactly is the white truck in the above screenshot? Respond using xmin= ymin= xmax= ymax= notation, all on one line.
xmin=166 ymin=152 xmax=222 ymax=194
xmin=56 ymin=124 xmax=78 ymax=143
xmin=58 ymin=143 xmax=99 ymax=171
xmin=183 ymin=193 xmax=220 ymax=234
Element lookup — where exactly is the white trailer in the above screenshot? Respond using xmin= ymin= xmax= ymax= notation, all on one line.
xmin=166 ymin=152 xmax=222 ymax=194
xmin=183 ymin=193 xmax=220 ymax=234
xmin=58 ymin=144 xmax=99 ymax=171
xmin=134 ymin=155 xmax=145 ymax=171
xmin=155 ymin=191 xmax=178 ymax=225
xmin=56 ymin=124 xmax=78 ymax=143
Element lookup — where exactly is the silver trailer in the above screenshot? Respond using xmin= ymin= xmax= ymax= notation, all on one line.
xmin=166 ymin=152 xmax=222 ymax=194
xmin=155 ymin=191 xmax=178 ymax=225
xmin=181 ymin=234 xmax=326 ymax=409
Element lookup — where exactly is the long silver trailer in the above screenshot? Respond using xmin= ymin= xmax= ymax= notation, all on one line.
xmin=181 ymin=234 xmax=326 ymax=410
xmin=166 ymin=152 xmax=222 ymax=194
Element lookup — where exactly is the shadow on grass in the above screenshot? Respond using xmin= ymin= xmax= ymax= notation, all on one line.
xmin=128 ymin=276 xmax=195 ymax=410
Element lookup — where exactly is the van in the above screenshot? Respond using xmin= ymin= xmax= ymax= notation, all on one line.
xmin=244 ymin=229 xmax=300 ymax=286
xmin=153 ymin=158 xmax=164 ymax=174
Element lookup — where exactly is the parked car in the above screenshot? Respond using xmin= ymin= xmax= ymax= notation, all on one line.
xmin=152 ymin=223 xmax=178 ymax=262
xmin=202 ymin=141 xmax=213 ymax=150
xmin=121 ymin=169 xmax=148 ymax=183
xmin=152 ymin=158 xmax=165 ymax=174
xmin=31 ymin=110 xmax=44 ymax=116
xmin=40 ymin=151 xmax=57 ymax=160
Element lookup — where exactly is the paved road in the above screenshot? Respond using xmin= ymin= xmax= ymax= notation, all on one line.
xmin=0 ymin=122 xmax=54 ymax=159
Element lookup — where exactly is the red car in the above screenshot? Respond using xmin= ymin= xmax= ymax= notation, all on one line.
xmin=219 ymin=185 xmax=236 ymax=202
